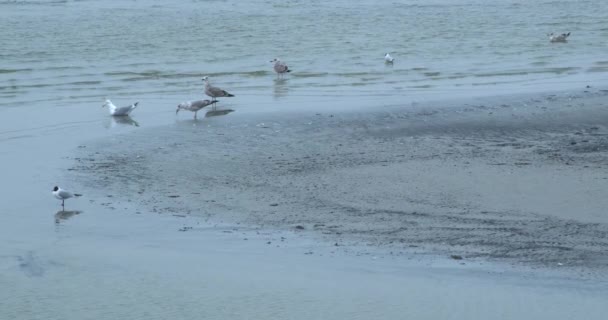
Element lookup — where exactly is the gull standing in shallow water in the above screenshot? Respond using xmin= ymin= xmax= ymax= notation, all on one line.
xmin=384 ymin=53 xmax=395 ymax=64
xmin=202 ymin=76 xmax=234 ymax=108
xmin=52 ymin=186 xmax=82 ymax=210
xmin=270 ymin=58 xmax=291 ymax=78
xmin=548 ymin=32 xmax=570 ymax=43
xmin=176 ymin=99 xmax=215 ymax=119
xmin=102 ymin=99 xmax=139 ymax=116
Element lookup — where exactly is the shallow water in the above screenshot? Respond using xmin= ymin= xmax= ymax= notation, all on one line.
xmin=1 ymin=0 xmax=607 ymax=112
xmin=2 ymin=1 xmax=608 ymax=319
xmin=2 ymin=201 xmax=607 ymax=320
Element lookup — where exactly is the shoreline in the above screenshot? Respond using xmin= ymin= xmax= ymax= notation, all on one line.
xmin=2 ymin=86 xmax=608 ymax=319
xmin=67 ymin=87 xmax=608 ymax=280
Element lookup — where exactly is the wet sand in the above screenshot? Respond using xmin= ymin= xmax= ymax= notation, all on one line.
xmin=69 ymin=88 xmax=608 ymax=278
xmin=2 ymin=87 xmax=608 ymax=319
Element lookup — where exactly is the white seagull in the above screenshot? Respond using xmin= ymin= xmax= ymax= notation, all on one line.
xmin=384 ymin=53 xmax=395 ymax=64
xmin=102 ymin=99 xmax=139 ymax=116
xmin=176 ymin=99 xmax=215 ymax=119
xmin=52 ymin=186 xmax=82 ymax=210
xmin=202 ymin=77 xmax=235 ymax=105
xmin=548 ymin=32 xmax=570 ymax=43
xmin=270 ymin=58 xmax=291 ymax=78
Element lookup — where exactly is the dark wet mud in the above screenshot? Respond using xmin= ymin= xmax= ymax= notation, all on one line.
xmin=69 ymin=90 xmax=608 ymax=277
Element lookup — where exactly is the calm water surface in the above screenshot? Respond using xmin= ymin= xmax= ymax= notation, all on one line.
xmin=1 ymin=0 xmax=608 ymax=111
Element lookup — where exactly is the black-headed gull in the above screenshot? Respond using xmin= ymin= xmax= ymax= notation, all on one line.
xmin=548 ymin=32 xmax=570 ymax=43
xmin=52 ymin=186 xmax=82 ymax=210
xmin=384 ymin=53 xmax=395 ymax=64
xmin=176 ymin=100 xmax=215 ymax=119
xmin=270 ymin=58 xmax=291 ymax=78
xmin=103 ymin=99 xmax=139 ymax=116
xmin=202 ymin=77 xmax=235 ymax=105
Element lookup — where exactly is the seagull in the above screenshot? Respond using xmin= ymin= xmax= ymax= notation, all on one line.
xmin=202 ymin=77 xmax=234 ymax=108
xmin=270 ymin=58 xmax=291 ymax=78
xmin=384 ymin=53 xmax=395 ymax=64
xmin=176 ymin=99 xmax=215 ymax=119
xmin=548 ymin=32 xmax=570 ymax=43
xmin=52 ymin=186 xmax=82 ymax=210
xmin=102 ymin=99 xmax=139 ymax=116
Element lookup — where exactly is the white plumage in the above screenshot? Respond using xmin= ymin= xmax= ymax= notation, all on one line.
xmin=103 ymin=99 xmax=139 ymax=116
xmin=52 ymin=186 xmax=82 ymax=209
xmin=548 ymin=32 xmax=570 ymax=43
xmin=384 ymin=53 xmax=395 ymax=63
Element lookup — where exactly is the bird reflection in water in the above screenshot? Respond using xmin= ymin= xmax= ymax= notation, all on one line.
xmin=54 ymin=210 xmax=82 ymax=224
xmin=205 ymin=109 xmax=235 ymax=118
xmin=273 ymin=78 xmax=289 ymax=99
xmin=107 ymin=115 xmax=140 ymax=128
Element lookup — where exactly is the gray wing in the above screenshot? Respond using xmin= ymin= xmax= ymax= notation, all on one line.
xmin=190 ymin=100 xmax=213 ymax=110
xmin=115 ymin=103 xmax=137 ymax=115
xmin=207 ymin=85 xmax=232 ymax=97
xmin=274 ymin=62 xmax=289 ymax=73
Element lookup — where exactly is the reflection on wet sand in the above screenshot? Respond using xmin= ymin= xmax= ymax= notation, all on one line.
xmin=54 ymin=210 xmax=82 ymax=224
xmin=205 ymin=109 xmax=235 ymax=118
xmin=273 ymin=78 xmax=289 ymax=98
xmin=107 ymin=116 xmax=140 ymax=128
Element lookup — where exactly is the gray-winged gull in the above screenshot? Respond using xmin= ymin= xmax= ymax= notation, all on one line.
xmin=176 ymin=99 xmax=215 ymax=119
xmin=202 ymin=77 xmax=235 ymax=104
xmin=270 ymin=58 xmax=291 ymax=78
xmin=102 ymin=99 xmax=139 ymax=116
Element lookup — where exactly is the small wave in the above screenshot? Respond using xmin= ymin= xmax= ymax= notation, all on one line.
xmin=0 ymin=68 xmax=32 ymax=74
xmin=475 ymin=67 xmax=580 ymax=78
xmin=423 ymin=72 xmax=441 ymax=77
xmin=239 ymin=70 xmax=270 ymax=77
xmin=40 ymin=66 xmax=85 ymax=71
xmin=0 ymin=0 xmax=68 ymax=5
xmin=587 ymin=67 xmax=608 ymax=73
xmin=335 ymin=72 xmax=377 ymax=77
xmin=69 ymin=80 xmax=102 ymax=85
xmin=0 ymin=83 xmax=52 ymax=90
xmin=292 ymin=72 xmax=329 ymax=78
xmin=106 ymin=70 xmax=273 ymax=81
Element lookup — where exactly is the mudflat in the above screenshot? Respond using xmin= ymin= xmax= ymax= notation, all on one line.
xmin=70 ymin=89 xmax=608 ymax=278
